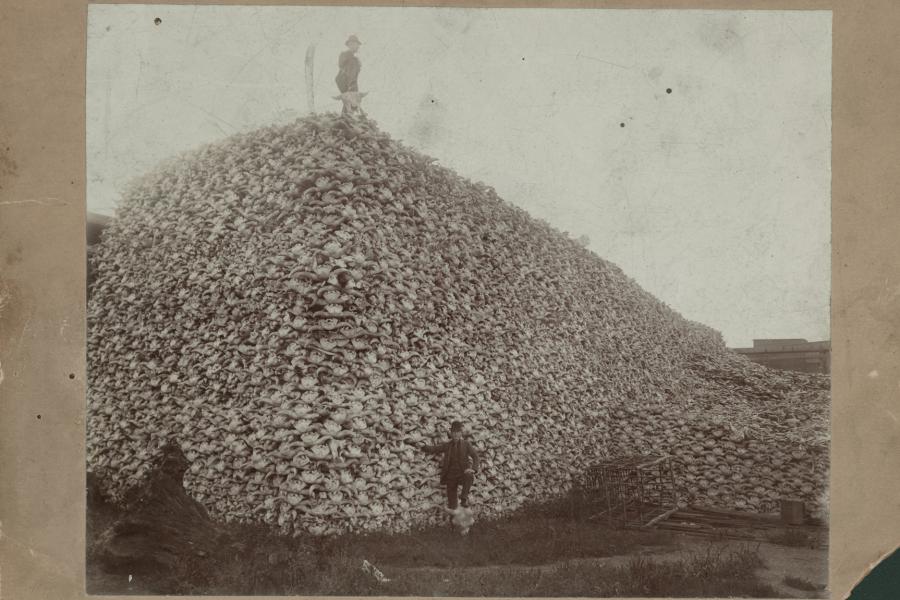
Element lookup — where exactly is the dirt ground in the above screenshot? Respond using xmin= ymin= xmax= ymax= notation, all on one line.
xmin=382 ymin=535 xmax=828 ymax=598
xmin=674 ymin=537 xmax=828 ymax=599
xmin=86 ymin=475 xmax=829 ymax=598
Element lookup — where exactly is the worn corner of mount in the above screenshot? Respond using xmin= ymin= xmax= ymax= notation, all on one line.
xmin=843 ymin=544 xmax=900 ymax=600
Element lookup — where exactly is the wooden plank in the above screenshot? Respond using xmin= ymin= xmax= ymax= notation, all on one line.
xmin=656 ymin=522 xmax=714 ymax=532
xmin=644 ymin=506 xmax=679 ymax=528
xmin=668 ymin=513 xmax=784 ymax=530
xmin=687 ymin=505 xmax=779 ymax=521
xmin=656 ymin=528 xmax=762 ymax=542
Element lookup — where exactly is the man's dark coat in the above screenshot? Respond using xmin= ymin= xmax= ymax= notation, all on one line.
xmin=335 ymin=50 xmax=361 ymax=93
xmin=422 ymin=438 xmax=480 ymax=484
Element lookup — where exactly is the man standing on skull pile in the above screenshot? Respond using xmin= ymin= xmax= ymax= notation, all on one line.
xmin=418 ymin=421 xmax=480 ymax=509
xmin=335 ymin=35 xmax=362 ymax=115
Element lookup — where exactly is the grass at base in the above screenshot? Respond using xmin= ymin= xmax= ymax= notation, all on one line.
xmin=154 ymin=514 xmax=675 ymax=596
xmin=305 ymin=544 xmax=779 ymax=597
xmin=318 ymin=514 xmax=673 ymax=570
xmin=87 ymin=493 xmax=781 ymax=597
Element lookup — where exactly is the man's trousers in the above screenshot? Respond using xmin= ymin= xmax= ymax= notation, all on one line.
xmin=445 ymin=472 xmax=474 ymax=509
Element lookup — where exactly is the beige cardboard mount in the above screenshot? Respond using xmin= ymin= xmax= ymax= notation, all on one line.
xmin=1 ymin=1 xmax=899 ymax=599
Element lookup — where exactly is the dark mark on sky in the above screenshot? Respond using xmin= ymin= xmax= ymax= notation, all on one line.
xmin=154 ymin=17 xmax=162 ymax=26
xmin=620 ymin=123 xmax=626 ymax=128
xmin=667 ymin=88 xmax=672 ymax=94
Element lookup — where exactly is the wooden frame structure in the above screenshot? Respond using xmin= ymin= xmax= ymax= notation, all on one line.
xmin=582 ymin=454 xmax=679 ymax=527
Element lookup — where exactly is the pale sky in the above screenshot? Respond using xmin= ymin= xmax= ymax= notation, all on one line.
xmin=86 ymin=6 xmax=831 ymax=348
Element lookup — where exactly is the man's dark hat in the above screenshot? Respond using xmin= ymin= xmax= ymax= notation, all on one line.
xmin=346 ymin=35 xmax=362 ymax=47
xmin=450 ymin=421 xmax=463 ymax=432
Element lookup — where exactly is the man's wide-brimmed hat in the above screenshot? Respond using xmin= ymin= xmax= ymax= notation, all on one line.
xmin=346 ymin=35 xmax=362 ymax=47
xmin=450 ymin=421 xmax=463 ymax=432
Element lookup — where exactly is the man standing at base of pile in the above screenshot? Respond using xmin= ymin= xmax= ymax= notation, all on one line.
xmin=335 ymin=35 xmax=362 ymax=115
xmin=418 ymin=420 xmax=480 ymax=509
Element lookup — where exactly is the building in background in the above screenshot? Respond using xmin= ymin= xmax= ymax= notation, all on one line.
xmin=732 ymin=339 xmax=831 ymax=374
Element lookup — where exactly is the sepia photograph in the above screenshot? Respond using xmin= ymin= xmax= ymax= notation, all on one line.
xmin=84 ymin=5 xmax=831 ymax=596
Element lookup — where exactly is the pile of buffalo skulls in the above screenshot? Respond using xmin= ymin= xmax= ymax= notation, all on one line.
xmin=87 ymin=114 xmax=829 ymax=536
